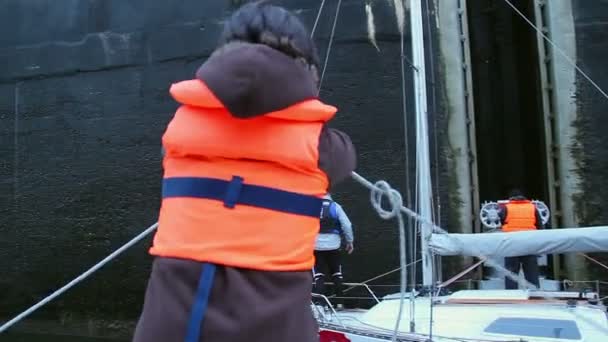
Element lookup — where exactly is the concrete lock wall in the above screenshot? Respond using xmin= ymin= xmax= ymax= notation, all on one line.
xmin=567 ymin=0 xmax=608 ymax=280
xmin=436 ymin=0 xmax=608 ymax=283
xmin=0 ymin=0 xmax=449 ymax=335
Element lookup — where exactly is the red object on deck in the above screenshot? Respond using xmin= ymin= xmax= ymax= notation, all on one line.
xmin=319 ymin=330 xmax=351 ymax=342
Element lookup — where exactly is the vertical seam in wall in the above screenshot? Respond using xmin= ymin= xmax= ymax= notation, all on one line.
xmin=13 ymin=82 xmax=20 ymax=212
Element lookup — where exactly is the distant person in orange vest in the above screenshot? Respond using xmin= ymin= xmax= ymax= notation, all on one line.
xmin=132 ymin=2 xmax=356 ymax=342
xmin=498 ymin=189 xmax=544 ymax=289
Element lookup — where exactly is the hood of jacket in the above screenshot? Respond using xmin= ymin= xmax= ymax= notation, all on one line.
xmin=169 ymin=42 xmax=333 ymax=121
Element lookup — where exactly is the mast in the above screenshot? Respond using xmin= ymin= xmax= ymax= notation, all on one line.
xmin=409 ymin=0 xmax=434 ymax=287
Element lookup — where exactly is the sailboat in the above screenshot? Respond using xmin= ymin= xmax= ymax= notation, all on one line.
xmin=314 ymin=225 xmax=608 ymax=341
xmin=312 ymin=1 xmax=608 ymax=341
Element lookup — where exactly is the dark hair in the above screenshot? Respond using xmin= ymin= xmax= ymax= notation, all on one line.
xmin=508 ymin=188 xmax=525 ymax=199
xmin=219 ymin=1 xmax=320 ymax=69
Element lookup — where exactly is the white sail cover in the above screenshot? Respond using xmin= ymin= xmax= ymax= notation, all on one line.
xmin=429 ymin=226 xmax=608 ymax=257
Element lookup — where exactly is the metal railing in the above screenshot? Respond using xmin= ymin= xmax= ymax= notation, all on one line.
xmin=319 ymin=282 xmax=381 ymax=303
xmin=311 ymin=293 xmax=345 ymax=328
xmin=312 ymin=279 xmax=608 ymax=311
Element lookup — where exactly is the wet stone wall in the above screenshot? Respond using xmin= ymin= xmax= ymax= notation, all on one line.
xmin=0 ymin=0 xmax=454 ymax=332
xmin=570 ymin=0 xmax=608 ymax=279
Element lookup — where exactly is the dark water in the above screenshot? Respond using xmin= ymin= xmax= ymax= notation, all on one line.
xmin=2 ymin=333 xmax=128 ymax=342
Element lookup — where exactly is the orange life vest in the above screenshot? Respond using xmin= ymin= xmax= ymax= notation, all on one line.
xmin=502 ymin=200 xmax=537 ymax=232
xmin=150 ymin=79 xmax=337 ymax=271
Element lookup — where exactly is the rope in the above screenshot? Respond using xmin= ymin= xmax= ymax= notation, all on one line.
xmin=354 ymin=170 xmax=525 ymax=288
xmin=341 ymin=259 xmax=421 ymax=295
xmin=365 ymin=176 xmax=408 ymax=342
xmin=438 ymin=258 xmax=485 ymax=289
xmin=397 ymin=0 xmax=415 ymax=294
xmin=0 ymin=222 xmax=159 ymax=334
xmin=309 ymin=0 xmax=326 ymax=38
xmin=318 ymin=0 xmax=342 ymax=91
xmin=501 ymin=0 xmax=608 ymax=101
xmin=425 ymin=0 xmax=441 ymax=225
xmin=358 ymin=174 xmax=454 ymax=238
xmin=580 ymin=253 xmax=608 ymax=272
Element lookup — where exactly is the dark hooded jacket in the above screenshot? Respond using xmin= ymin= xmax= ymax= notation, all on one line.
xmin=135 ymin=42 xmax=356 ymax=342
xmin=161 ymin=41 xmax=356 ymax=188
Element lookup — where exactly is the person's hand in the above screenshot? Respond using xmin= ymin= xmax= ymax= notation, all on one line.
xmin=345 ymin=243 xmax=354 ymax=254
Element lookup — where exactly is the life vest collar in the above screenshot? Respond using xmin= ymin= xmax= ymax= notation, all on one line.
xmin=169 ymin=79 xmax=337 ymax=123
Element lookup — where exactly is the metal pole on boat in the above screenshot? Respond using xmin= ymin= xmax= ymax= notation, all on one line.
xmin=409 ymin=0 xmax=434 ymax=288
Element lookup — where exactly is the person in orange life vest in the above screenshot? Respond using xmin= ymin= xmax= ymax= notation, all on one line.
xmin=132 ymin=3 xmax=357 ymax=342
xmin=498 ymin=188 xmax=544 ymax=289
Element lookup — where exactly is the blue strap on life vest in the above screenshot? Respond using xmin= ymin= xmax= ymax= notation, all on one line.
xmin=185 ymin=263 xmax=216 ymax=342
xmin=319 ymin=200 xmax=342 ymax=234
xmin=162 ymin=176 xmax=323 ymax=218
xmin=329 ymin=202 xmax=342 ymax=234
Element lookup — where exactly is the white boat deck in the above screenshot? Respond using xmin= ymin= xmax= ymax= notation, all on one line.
xmin=314 ymin=288 xmax=608 ymax=341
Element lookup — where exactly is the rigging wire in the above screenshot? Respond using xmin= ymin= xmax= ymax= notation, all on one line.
xmin=502 ymin=0 xmax=608 ymax=101
xmin=393 ymin=0 xmax=418 ymax=334
xmin=318 ymin=0 xmax=342 ymax=91
xmin=310 ymin=0 xmax=326 ymax=38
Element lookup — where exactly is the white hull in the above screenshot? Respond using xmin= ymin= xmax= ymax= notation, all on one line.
xmin=314 ymin=290 xmax=608 ymax=341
